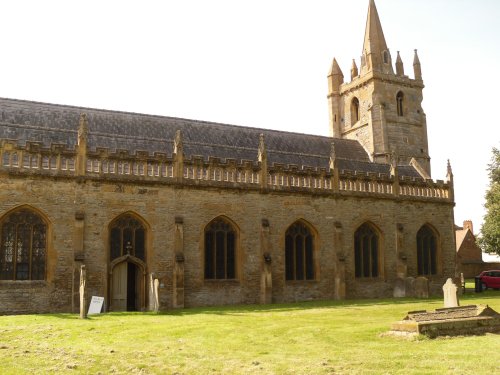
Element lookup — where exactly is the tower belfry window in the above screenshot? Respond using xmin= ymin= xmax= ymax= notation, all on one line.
xmin=351 ymin=97 xmax=360 ymax=124
xmin=396 ymin=91 xmax=404 ymax=116
xmin=383 ymin=51 xmax=389 ymax=64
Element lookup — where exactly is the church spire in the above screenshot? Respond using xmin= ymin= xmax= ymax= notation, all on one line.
xmin=361 ymin=0 xmax=393 ymax=75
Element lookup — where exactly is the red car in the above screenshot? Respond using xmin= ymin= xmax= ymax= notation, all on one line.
xmin=478 ymin=270 xmax=500 ymax=290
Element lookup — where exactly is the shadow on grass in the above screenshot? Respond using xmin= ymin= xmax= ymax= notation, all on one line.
xmin=158 ymin=297 xmax=444 ymax=316
xmin=27 ymin=298 xmax=424 ymax=319
xmin=25 ymin=290 xmax=500 ymax=319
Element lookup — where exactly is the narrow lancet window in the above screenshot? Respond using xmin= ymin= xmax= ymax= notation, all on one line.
xmin=351 ymin=97 xmax=360 ymax=124
xmin=396 ymin=91 xmax=404 ymax=116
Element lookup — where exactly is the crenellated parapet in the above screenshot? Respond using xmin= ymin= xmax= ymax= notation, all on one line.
xmin=0 ymin=135 xmax=453 ymax=202
xmin=0 ymin=139 xmax=77 ymax=176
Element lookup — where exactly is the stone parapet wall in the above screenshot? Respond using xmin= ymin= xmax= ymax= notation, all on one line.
xmin=0 ymin=142 xmax=452 ymax=203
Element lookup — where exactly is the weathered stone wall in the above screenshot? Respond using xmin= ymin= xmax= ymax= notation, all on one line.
xmin=0 ymin=173 xmax=456 ymax=314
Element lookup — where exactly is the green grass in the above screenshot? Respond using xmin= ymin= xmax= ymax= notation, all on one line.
xmin=1 ymin=292 xmax=499 ymax=374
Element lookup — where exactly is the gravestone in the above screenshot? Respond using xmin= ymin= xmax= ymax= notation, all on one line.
xmin=88 ymin=296 xmax=104 ymax=315
xmin=415 ymin=277 xmax=429 ymax=298
xmin=153 ymin=278 xmax=160 ymax=313
xmin=443 ymin=278 xmax=459 ymax=308
xmin=79 ymin=265 xmax=87 ymax=319
xmin=149 ymin=273 xmax=160 ymax=312
xmin=393 ymin=277 xmax=406 ymax=298
xmin=405 ymin=277 xmax=416 ymax=298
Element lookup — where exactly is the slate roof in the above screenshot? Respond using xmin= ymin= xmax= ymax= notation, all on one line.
xmin=0 ymin=97 xmax=421 ymax=177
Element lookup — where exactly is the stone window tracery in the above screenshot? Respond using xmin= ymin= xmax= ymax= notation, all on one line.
xmin=204 ymin=218 xmax=236 ymax=280
xmin=285 ymin=221 xmax=315 ymax=281
xmin=109 ymin=215 xmax=146 ymax=261
xmin=0 ymin=209 xmax=46 ymax=280
xmin=417 ymin=225 xmax=437 ymax=276
xmin=354 ymin=223 xmax=379 ymax=278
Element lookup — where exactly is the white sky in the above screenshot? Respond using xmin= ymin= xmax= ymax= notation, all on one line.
xmin=1 ymin=0 xmax=499 ymax=258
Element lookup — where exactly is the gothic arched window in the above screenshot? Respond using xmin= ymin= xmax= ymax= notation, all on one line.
xmin=0 ymin=208 xmax=47 ymax=280
xmin=417 ymin=225 xmax=437 ymax=276
xmin=351 ymin=97 xmax=360 ymax=124
xmin=285 ymin=221 xmax=315 ymax=281
xmin=110 ymin=214 xmax=146 ymax=261
xmin=396 ymin=91 xmax=404 ymax=116
xmin=204 ymin=218 xmax=236 ymax=280
xmin=354 ymin=223 xmax=379 ymax=278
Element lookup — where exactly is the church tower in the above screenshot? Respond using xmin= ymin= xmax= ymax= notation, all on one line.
xmin=327 ymin=0 xmax=431 ymax=177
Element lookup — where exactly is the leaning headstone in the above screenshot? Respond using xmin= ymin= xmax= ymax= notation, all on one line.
xmin=149 ymin=273 xmax=155 ymax=311
xmin=405 ymin=277 xmax=416 ymax=298
xmin=393 ymin=277 xmax=406 ymax=298
xmin=88 ymin=296 xmax=105 ymax=315
xmin=415 ymin=277 xmax=429 ymax=298
xmin=443 ymin=278 xmax=459 ymax=308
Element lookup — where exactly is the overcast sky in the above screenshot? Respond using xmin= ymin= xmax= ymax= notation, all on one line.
xmin=1 ymin=0 xmax=499 ymax=259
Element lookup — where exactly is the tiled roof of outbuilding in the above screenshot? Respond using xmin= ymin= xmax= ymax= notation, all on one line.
xmin=0 ymin=97 xmax=420 ymax=177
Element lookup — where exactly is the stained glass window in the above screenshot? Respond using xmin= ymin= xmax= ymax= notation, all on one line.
xmin=0 ymin=209 xmax=46 ymax=280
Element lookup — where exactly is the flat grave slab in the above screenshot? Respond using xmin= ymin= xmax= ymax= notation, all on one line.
xmin=389 ymin=305 xmax=500 ymax=338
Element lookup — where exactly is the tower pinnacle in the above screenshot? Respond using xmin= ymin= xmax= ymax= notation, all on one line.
xmin=395 ymin=51 xmax=404 ymax=76
xmin=413 ymin=49 xmax=422 ymax=80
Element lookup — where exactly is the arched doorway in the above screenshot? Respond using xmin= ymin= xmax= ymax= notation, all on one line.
xmin=110 ymin=256 xmax=145 ymax=311
xmin=108 ymin=214 xmax=148 ymax=311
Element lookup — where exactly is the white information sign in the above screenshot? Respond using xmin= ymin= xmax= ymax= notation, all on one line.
xmin=88 ymin=296 xmax=104 ymax=315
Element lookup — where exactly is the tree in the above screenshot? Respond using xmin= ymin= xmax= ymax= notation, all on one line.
xmin=479 ymin=148 xmax=500 ymax=255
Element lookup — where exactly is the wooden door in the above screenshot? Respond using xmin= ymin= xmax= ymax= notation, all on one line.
xmin=112 ymin=262 xmax=127 ymax=311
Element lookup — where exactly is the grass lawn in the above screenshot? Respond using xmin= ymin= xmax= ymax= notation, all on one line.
xmin=1 ymin=292 xmax=499 ymax=374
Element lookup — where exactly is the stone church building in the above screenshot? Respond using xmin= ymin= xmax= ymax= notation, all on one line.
xmin=0 ymin=0 xmax=456 ymax=314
